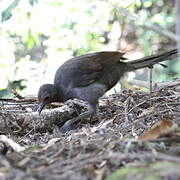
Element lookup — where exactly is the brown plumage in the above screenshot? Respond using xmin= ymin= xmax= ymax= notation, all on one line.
xmin=38 ymin=49 xmax=178 ymax=133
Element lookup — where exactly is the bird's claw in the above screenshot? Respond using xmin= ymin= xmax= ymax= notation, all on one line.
xmin=59 ymin=120 xmax=74 ymax=133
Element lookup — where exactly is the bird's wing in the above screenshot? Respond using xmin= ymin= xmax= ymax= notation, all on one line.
xmin=55 ymin=51 xmax=125 ymax=88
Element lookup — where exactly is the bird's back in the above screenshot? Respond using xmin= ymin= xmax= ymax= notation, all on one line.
xmin=54 ymin=51 xmax=127 ymax=101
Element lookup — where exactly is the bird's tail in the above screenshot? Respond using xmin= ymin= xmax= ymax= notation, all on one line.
xmin=123 ymin=49 xmax=178 ymax=70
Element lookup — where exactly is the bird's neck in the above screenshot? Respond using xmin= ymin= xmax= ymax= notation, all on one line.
xmin=54 ymin=85 xmax=65 ymax=102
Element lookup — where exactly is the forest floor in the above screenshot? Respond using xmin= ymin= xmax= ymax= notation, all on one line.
xmin=0 ymin=83 xmax=180 ymax=180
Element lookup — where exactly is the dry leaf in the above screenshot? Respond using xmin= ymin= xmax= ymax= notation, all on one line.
xmin=138 ymin=120 xmax=179 ymax=141
xmin=42 ymin=138 xmax=61 ymax=151
xmin=0 ymin=135 xmax=25 ymax=152
xmin=95 ymin=167 xmax=106 ymax=180
xmin=138 ymin=107 xmax=155 ymax=118
xmin=18 ymin=157 xmax=31 ymax=167
xmin=130 ymin=85 xmax=141 ymax=91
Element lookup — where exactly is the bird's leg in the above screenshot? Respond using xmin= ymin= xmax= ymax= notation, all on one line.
xmin=89 ymin=103 xmax=98 ymax=121
xmin=60 ymin=103 xmax=96 ymax=133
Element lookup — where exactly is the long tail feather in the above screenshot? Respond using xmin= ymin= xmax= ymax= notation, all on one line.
xmin=124 ymin=49 xmax=179 ymax=70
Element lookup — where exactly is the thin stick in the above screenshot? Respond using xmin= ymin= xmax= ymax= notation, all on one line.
xmin=149 ymin=67 xmax=153 ymax=93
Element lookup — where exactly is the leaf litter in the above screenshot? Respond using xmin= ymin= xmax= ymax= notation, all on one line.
xmin=0 ymin=84 xmax=180 ymax=180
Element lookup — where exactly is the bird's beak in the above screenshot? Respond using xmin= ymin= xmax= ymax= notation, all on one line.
xmin=37 ymin=102 xmax=46 ymax=115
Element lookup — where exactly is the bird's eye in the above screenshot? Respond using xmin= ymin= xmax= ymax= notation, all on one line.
xmin=44 ymin=96 xmax=50 ymax=101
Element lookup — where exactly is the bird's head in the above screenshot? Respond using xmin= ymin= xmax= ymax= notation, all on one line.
xmin=37 ymin=84 xmax=59 ymax=114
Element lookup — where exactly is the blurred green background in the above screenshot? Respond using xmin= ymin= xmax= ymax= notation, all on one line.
xmin=0 ymin=0 xmax=179 ymax=98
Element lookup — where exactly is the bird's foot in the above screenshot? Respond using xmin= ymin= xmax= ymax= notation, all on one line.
xmin=59 ymin=116 xmax=82 ymax=133
xmin=59 ymin=120 xmax=74 ymax=133
xmin=60 ymin=108 xmax=96 ymax=133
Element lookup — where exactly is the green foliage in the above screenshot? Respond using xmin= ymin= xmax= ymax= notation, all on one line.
xmin=29 ymin=0 xmax=38 ymax=6
xmin=27 ymin=144 xmax=43 ymax=151
xmin=1 ymin=0 xmax=21 ymax=22
xmin=0 ymin=0 xmax=178 ymax=97
xmin=1 ymin=0 xmax=38 ymax=23
xmin=106 ymin=162 xmax=180 ymax=180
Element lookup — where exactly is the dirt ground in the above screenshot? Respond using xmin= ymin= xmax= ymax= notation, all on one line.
xmin=0 ymin=85 xmax=180 ymax=180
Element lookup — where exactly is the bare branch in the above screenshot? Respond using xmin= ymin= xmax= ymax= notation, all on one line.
xmin=118 ymin=7 xmax=179 ymax=41
xmin=103 ymin=0 xmax=179 ymax=41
